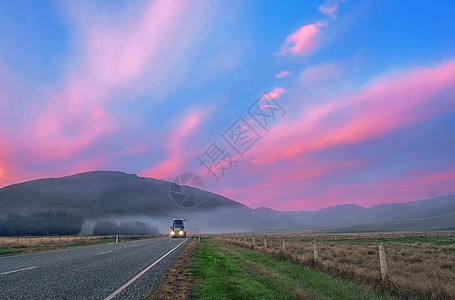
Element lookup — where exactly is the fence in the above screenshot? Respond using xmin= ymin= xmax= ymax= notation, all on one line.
xmin=1 ymin=234 xmax=161 ymax=245
xmin=219 ymin=232 xmax=455 ymax=299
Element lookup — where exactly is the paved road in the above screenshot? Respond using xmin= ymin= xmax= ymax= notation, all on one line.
xmin=0 ymin=237 xmax=189 ymax=300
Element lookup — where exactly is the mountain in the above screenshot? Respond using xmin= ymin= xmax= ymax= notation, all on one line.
xmin=254 ymin=195 xmax=455 ymax=232
xmin=0 ymin=171 xmax=247 ymax=217
xmin=0 ymin=171 xmax=454 ymax=233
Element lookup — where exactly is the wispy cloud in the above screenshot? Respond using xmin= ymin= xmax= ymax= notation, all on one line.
xmin=318 ymin=0 xmax=345 ymax=18
xmin=142 ymin=108 xmax=211 ymax=180
xmin=252 ymin=59 xmax=455 ymax=165
xmin=275 ymin=70 xmax=292 ymax=78
xmin=278 ymin=21 xmax=326 ymax=55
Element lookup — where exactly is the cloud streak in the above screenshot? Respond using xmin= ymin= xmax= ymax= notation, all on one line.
xmin=251 ymin=60 xmax=455 ymax=165
xmin=279 ymin=21 xmax=325 ymax=55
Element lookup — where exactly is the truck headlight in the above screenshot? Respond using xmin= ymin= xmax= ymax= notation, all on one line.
xmin=171 ymin=231 xmax=175 ymax=235
xmin=179 ymin=231 xmax=184 ymax=235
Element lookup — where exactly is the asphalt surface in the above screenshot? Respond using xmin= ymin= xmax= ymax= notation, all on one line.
xmin=0 ymin=237 xmax=190 ymax=300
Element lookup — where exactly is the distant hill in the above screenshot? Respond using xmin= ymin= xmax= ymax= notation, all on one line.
xmin=0 ymin=171 xmax=454 ymax=233
xmin=0 ymin=171 xmax=247 ymax=217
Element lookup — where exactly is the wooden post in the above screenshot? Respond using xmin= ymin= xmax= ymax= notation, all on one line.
xmin=197 ymin=235 xmax=200 ymax=243
xmin=244 ymin=235 xmax=246 ymax=242
xmin=334 ymin=234 xmax=337 ymax=240
xmin=313 ymin=240 xmax=319 ymax=261
xmin=378 ymin=243 xmax=388 ymax=280
xmin=29 ymin=237 xmax=32 ymax=244
xmin=401 ymin=232 xmax=404 ymax=238
xmin=282 ymin=237 xmax=286 ymax=250
xmin=252 ymin=236 xmax=255 ymax=246
xmin=264 ymin=236 xmax=267 ymax=249
xmin=16 ymin=236 xmax=19 ymax=243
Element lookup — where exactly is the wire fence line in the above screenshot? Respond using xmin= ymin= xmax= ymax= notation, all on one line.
xmin=218 ymin=232 xmax=455 ymax=299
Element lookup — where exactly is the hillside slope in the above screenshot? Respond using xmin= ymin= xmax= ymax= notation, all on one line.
xmin=0 ymin=171 xmax=454 ymax=232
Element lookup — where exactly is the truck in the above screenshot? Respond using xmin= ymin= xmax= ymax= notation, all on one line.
xmin=170 ymin=218 xmax=187 ymax=238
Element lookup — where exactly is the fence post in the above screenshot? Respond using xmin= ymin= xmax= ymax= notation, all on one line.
xmin=16 ymin=236 xmax=19 ymax=243
xmin=282 ymin=237 xmax=286 ymax=250
xmin=252 ymin=236 xmax=255 ymax=246
xmin=378 ymin=242 xmax=388 ymax=280
xmin=244 ymin=235 xmax=246 ymax=242
xmin=115 ymin=235 xmax=119 ymax=243
xmin=197 ymin=235 xmax=201 ymax=243
xmin=313 ymin=240 xmax=319 ymax=261
xmin=264 ymin=236 xmax=267 ymax=249
xmin=29 ymin=237 xmax=32 ymax=244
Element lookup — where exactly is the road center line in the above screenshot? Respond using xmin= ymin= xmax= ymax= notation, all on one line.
xmin=104 ymin=238 xmax=188 ymax=300
xmin=0 ymin=266 xmax=37 ymax=275
xmin=98 ymin=251 xmax=113 ymax=255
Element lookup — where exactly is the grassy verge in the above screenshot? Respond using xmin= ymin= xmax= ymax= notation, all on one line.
xmin=146 ymin=238 xmax=198 ymax=300
xmin=0 ymin=235 xmax=157 ymax=256
xmin=191 ymin=239 xmax=400 ymax=300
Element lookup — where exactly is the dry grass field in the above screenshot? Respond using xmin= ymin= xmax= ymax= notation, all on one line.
xmin=0 ymin=235 xmax=161 ymax=256
xmin=220 ymin=232 xmax=455 ymax=299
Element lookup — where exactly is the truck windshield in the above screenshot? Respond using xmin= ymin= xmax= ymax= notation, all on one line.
xmin=173 ymin=220 xmax=184 ymax=226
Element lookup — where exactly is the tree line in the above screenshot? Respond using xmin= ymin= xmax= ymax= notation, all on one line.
xmin=0 ymin=211 xmax=84 ymax=236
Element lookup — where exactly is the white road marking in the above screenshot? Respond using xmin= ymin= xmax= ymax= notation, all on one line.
xmin=104 ymin=238 xmax=188 ymax=300
xmin=98 ymin=251 xmax=113 ymax=255
xmin=0 ymin=266 xmax=37 ymax=275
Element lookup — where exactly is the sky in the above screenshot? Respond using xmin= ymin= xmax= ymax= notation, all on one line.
xmin=0 ymin=0 xmax=454 ymax=211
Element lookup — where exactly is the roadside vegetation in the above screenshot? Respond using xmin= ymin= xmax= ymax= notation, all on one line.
xmin=191 ymin=239 xmax=399 ymax=300
xmin=147 ymin=238 xmax=198 ymax=300
xmin=0 ymin=235 xmax=159 ymax=256
xmin=222 ymin=234 xmax=455 ymax=299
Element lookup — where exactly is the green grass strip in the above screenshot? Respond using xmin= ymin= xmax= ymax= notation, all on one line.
xmin=191 ymin=239 xmax=402 ymax=300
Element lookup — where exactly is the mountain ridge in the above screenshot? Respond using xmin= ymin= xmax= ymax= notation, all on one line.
xmin=0 ymin=171 xmax=454 ymax=233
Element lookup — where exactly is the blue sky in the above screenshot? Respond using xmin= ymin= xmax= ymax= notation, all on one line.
xmin=0 ymin=0 xmax=454 ymax=210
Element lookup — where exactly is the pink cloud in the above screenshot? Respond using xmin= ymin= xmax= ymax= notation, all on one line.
xmin=300 ymin=167 xmax=455 ymax=209
xmin=251 ymin=59 xmax=455 ymax=165
xmin=5 ymin=0 xmax=212 ymax=181
xmin=142 ymin=109 xmax=210 ymax=180
xmin=275 ymin=70 xmax=292 ymax=78
xmin=217 ymin=157 xmax=365 ymax=208
xmin=265 ymin=87 xmax=288 ymax=100
xmin=279 ymin=21 xmax=325 ymax=55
